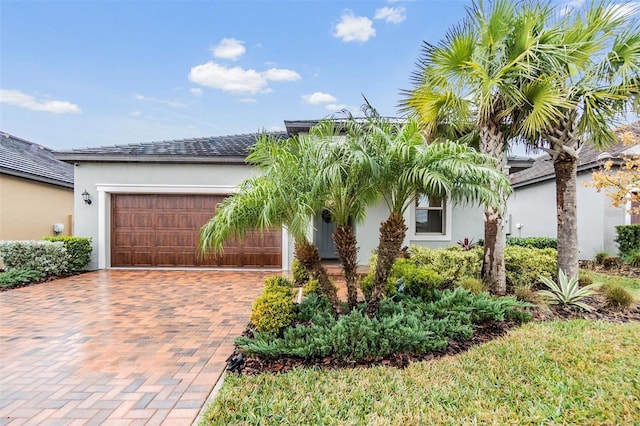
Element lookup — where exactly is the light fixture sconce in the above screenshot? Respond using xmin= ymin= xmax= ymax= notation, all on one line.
xmin=82 ymin=189 xmax=92 ymax=205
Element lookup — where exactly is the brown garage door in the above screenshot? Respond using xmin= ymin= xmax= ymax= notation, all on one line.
xmin=111 ymin=194 xmax=281 ymax=267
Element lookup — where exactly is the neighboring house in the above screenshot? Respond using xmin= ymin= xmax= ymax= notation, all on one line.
xmin=57 ymin=120 xmax=525 ymax=271
xmin=0 ymin=132 xmax=74 ymax=242
xmin=508 ymin=123 xmax=640 ymax=259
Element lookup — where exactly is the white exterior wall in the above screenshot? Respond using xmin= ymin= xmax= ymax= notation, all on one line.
xmin=507 ymin=173 xmax=627 ymax=259
xmin=74 ymin=161 xmax=487 ymax=270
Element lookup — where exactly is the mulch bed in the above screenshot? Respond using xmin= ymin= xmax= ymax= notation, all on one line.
xmin=233 ymin=296 xmax=640 ymax=376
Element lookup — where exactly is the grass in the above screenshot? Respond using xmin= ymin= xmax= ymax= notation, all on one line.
xmin=580 ymin=269 xmax=640 ymax=300
xmin=201 ymin=320 xmax=640 ymax=425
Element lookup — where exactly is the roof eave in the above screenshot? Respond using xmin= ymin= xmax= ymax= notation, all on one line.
xmin=0 ymin=167 xmax=74 ymax=189
xmin=511 ymin=159 xmax=624 ymax=188
xmin=55 ymin=154 xmax=248 ymax=164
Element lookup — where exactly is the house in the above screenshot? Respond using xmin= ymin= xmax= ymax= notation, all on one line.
xmin=507 ymin=123 xmax=640 ymax=259
xmin=0 ymin=132 xmax=74 ymax=242
xmin=57 ymin=120 xmax=505 ymax=271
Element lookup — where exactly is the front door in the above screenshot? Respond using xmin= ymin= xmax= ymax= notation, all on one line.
xmin=315 ymin=210 xmax=338 ymax=259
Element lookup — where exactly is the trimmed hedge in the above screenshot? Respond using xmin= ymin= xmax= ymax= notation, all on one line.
xmin=408 ymin=246 xmax=482 ymax=284
xmin=250 ymin=276 xmax=295 ymax=334
xmin=0 ymin=240 xmax=68 ymax=276
xmin=615 ymin=225 xmax=640 ymax=257
xmin=506 ymin=237 xmax=557 ymax=249
xmin=43 ymin=236 xmax=92 ymax=271
xmin=504 ymin=246 xmax=557 ymax=289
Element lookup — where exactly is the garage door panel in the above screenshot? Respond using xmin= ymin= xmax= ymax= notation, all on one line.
xmin=111 ymin=194 xmax=281 ymax=267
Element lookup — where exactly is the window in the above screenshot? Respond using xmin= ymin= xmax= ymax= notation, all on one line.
xmin=415 ymin=194 xmax=445 ymax=234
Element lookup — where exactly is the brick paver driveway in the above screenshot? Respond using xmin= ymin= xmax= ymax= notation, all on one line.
xmin=0 ymin=270 xmax=272 ymax=425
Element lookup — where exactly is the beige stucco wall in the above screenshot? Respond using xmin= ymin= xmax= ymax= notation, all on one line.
xmin=0 ymin=174 xmax=73 ymax=241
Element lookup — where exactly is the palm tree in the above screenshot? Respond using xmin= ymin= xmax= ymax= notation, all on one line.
xmin=401 ymin=0 xmax=565 ymax=293
xmin=305 ymin=119 xmax=379 ymax=310
xmin=512 ymin=1 xmax=640 ymax=277
xmin=346 ymin=106 xmax=511 ymax=314
xmin=199 ymin=133 xmax=342 ymax=313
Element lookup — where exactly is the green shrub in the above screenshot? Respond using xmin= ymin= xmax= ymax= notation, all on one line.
xmin=514 ymin=285 xmax=540 ymax=304
xmin=302 ymin=279 xmax=319 ymax=296
xmin=0 ymin=269 xmax=44 ymax=289
xmin=0 ymin=241 xmax=68 ymax=276
xmin=456 ymin=277 xmax=485 ymax=295
xmin=359 ymin=272 xmax=396 ymax=301
xmin=594 ymin=251 xmax=610 ymax=265
xmin=238 ymin=289 xmax=530 ymax=360
xmin=615 ymin=225 xmax=640 ymax=257
xmin=600 ymin=283 xmax=634 ymax=310
xmin=578 ymin=274 xmax=594 ymax=287
xmin=291 ymin=258 xmax=310 ymax=285
xmin=506 ymin=237 xmax=557 ymax=249
xmin=409 ymin=246 xmax=482 ymax=284
xmin=504 ymin=246 xmax=557 ymax=289
xmin=251 ymin=292 xmax=294 ymax=334
xmin=623 ymin=249 xmax=640 ymax=267
xmin=390 ymin=259 xmax=444 ymax=300
xmin=538 ymin=270 xmax=598 ymax=311
xmin=43 ymin=237 xmax=92 ymax=271
xmin=264 ymin=275 xmax=294 ymax=293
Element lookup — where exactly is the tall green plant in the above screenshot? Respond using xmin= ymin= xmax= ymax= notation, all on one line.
xmin=401 ymin=0 xmax=565 ymax=294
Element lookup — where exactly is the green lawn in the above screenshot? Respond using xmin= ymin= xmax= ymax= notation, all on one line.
xmin=581 ymin=269 xmax=640 ymax=300
xmin=201 ymin=320 xmax=640 ymax=425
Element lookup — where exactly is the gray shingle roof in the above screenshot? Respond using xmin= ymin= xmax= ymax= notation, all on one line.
xmin=0 ymin=131 xmax=74 ymax=188
xmin=55 ymin=132 xmax=288 ymax=163
xmin=510 ymin=122 xmax=640 ymax=188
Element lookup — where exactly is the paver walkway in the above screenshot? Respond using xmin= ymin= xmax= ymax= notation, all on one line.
xmin=0 ymin=270 xmax=272 ymax=425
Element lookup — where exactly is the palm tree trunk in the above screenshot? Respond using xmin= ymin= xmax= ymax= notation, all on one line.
xmin=479 ymin=119 xmax=507 ymax=294
xmin=366 ymin=212 xmax=407 ymax=316
xmin=333 ymin=225 xmax=359 ymax=310
xmin=544 ymin=110 xmax=580 ymax=279
xmin=553 ymin=153 xmax=579 ymax=278
xmin=482 ymin=208 xmax=506 ymax=294
xmin=294 ymin=239 xmax=341 ymax=314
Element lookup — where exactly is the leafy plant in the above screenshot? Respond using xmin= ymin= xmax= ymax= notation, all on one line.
xmin=624 ymin=249 xmax=640 ymax=268
xmin=456 ymin=238 xmax=478 ymax=251
xmin=594 ymin=251 xmax=610 ymax=266
xmin=578 ymin=274 xmax=594 ymax=287
xmin=390 ymin=259 xmax=444 ymax=300
xmin=0 ymin=269 xmax=44 ymax=289
xmin=0 ymin=241 xmax=68 ymax=276
xmin=537 ymin=270 xmax=598 ymax=311
xmin=43 ymin=237 xmax=92 ymax=271
xmin=409 ymin=246 xmax=482 ymax=285
xmin=602 ymin=256 xmax=621 ymax=269
xmin=291 ymin=258 xmax=310 ymax=286
xmin=250 ymin=275 xmax=294 ymax=334
xmin=506 ymin=237 xmax=557 ymax=250
xmin=614 ymin=225 xmax=640 ymax=258
xmin=456 ymin=277 xmax=485 ymax=295
xmin=504 ymin=246 xmax=557 ymax=289
xmin=514 ymin=285 xmax=540 ymax=304
xmin=600 ymin=283 xmax=634 ymax=311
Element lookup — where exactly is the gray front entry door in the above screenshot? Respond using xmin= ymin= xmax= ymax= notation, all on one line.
xmin=315 ymin=210 xmax=338 ymax=259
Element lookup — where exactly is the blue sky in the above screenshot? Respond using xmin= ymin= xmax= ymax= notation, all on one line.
xmin=0 ymin=0 xmax=633 ymax=150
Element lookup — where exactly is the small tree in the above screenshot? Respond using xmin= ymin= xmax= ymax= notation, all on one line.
xmin=587 ymin=126 xmax=640 ymax=215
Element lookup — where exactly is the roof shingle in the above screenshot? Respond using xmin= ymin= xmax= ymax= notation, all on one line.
xmin=0 ymin=132 xmax=74 ymax=188
xmin=55 ymin=132 xmax=288 ymax=163
xmin=509 ymin=122 xmax=640 ymax=187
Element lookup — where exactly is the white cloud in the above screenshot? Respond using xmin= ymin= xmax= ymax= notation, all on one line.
xmin=190 ymin=88 xmax=203 ymax=96
xmin=559 ymin=0 xmax=586 ymax=15
xmin=374 ymin=6 xmax=406 ymax=24
xmin=263 ymin=68 xmax=302 ymax=81
xmin=239 ymin=97 xmax=257 ymax=103
xmin=134 ymin=93 xmax=185 ymax=107
xmin=189 ymin=61 xmax=301 ymax=95
xmin=129 ymin=110 xmax=142 ymax=117
xmin=211 ymin=38 xmax=246 ymax=60
xmin=302 ymin=92 xmax=338 ymax=104
xmin=333 ymin=11 xmax=376 ymax=42
xmin=0 ymin=89 xmax=81 ymax=114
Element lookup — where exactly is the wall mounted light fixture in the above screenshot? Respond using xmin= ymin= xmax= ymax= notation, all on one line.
xmin=82 ymin=189 xmax=92 ymax=205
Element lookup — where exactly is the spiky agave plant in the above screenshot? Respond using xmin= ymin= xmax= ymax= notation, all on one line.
xmin=537 ymin=269 xmax=599 ymax=311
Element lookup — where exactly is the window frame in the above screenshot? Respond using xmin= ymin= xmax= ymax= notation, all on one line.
xmin=408 ymin=194 xmax=452 ymax=241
